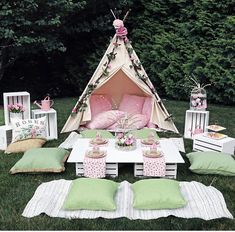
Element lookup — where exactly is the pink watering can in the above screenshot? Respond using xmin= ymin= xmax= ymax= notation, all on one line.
xmin=34 ymin=96 xmax=54 ymax=111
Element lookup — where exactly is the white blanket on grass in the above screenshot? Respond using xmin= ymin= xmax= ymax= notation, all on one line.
xmin=22 ymin=180 xmax=233 ymax=220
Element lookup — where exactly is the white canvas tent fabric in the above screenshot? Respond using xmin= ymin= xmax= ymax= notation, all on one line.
xmin=61 ymin=33 xmax=178 ymax=133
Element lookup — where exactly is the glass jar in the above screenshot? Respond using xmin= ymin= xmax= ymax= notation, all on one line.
xmin=190 ymin=87 xmax=207 ymax=110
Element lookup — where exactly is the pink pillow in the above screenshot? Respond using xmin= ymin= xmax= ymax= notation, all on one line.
xmin=90 ymin=95 xmax=112 ymax=117
xmin=86 ymin=110 xmax=125 ymax=129
xmin=142 ymin=97 xmax=156 ymax=128
xmin=107 ymin=114 xmax=148 ymax=130
xmin=128 ymin=114 xmax=148 ymax=129
xmin=119 ymin=94 xmax=145 ymax=114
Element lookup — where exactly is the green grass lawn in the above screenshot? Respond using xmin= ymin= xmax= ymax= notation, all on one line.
xmin=0 ymin=98 xmax=234 ymax=230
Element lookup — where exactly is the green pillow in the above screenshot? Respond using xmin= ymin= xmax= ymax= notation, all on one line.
xmin=132 ymin=179 xmax=187 ymax=210
xmin=63 ymin=178 xmax=119 ymax=211
xmin=187 ymin=151 xmax=235 ymax=176
xmin=128 ymin=128 xmax=159 ymax=139
xmin=10 ymin=148 xmax=69 ymax=174
xmin=80 ymin=129 xmax=114 ymax=138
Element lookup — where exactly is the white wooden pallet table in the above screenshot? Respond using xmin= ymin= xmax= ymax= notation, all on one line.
xmin=67 ymin=138 xmax=185 ymax=178
xmin=31 ymin=108 xmax=58 ymax=140
xmin=0 ymin=125 xmax=12 ymax=150
xmin=3 ymin=91 xmax=30 ymax=125
xmin=193 ymin=134 xmax=235 ymax=155
xmin=184 ymin=110 xmax=209 ymax=139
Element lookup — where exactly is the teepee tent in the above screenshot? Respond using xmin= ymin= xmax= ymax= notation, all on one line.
xmin=61 ymin=13 xmax=178 ymax=133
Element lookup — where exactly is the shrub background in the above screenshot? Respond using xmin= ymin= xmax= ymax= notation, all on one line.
xmin=0 ymin=0 xmax=234 ymax=104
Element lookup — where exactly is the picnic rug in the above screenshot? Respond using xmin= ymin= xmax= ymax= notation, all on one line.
xmin=22 ymin=180 xmax=233 ymax=220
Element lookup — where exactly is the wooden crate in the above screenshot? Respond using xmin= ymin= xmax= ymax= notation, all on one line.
xmin=31 ymin=109 xmax=58 ymax=140
xmin=184 ymin=110 xmax=209 ymax=139
xmin=134 ymin=163 xmax=177 ymax=179
xmin=3 ymin=92 xmax=30 ymax=125
xmin=193 ymin=134 xmax=235 ymax=154
xmin=0 ymin=125 xmax=12 ymax=150
xmin=76 ymin=163 xmax=118 ymax=178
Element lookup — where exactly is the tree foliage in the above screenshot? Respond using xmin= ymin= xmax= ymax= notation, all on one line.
xmin=0 ymin=0 xmax=234 ymax=104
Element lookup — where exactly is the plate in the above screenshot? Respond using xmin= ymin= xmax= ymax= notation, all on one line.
xmin=143 ymin=150 xmax=163 ymax=158
xmin=85 ymin=151 xmax=107 ymax=159
xmin=203 ymin=132 xmax=227 ymax=140
xmin=207 ymin=125 xmax=226 ymax=132
xmin=141 ymin=139 xmax=159 ymax=145
xmin=90 ymin=139 xmax=108 ymax=145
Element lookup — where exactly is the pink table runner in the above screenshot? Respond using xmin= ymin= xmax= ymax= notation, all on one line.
xmin=143 ymin=156 xmax=166 ymax=177
xmin=83 ymin=156 xmax=106 ymax=178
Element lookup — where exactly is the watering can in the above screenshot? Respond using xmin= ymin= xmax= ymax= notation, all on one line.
xmin=34 ymin=96 xmax=54 ymax=111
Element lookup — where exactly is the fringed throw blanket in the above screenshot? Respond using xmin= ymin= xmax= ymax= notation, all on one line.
xmin=22 ymin=180 xmax=233 ymax=220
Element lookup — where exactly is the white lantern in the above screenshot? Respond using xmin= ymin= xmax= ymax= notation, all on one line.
xmin=190 ymin=85 xmax=207 ymax=111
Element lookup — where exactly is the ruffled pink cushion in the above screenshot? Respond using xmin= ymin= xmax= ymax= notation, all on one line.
xmin=107 ymin=114 xmax=148 ymax=130
xmin=86 ymin=110 xmax=125 ymax=129
xmin=90 ymin=95 xmax=112 ymax=117
xmin=119 ymin=94 xmax=145 ymax=114
xmin=142 ymin=97 xmax=156 ymax=128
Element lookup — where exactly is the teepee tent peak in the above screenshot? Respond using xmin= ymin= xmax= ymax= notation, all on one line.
xmin=61 ymin=12 xmax=179 ymax=133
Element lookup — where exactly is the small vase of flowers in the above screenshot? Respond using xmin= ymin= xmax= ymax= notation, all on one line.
xmin=8 ymin=103 xmax=25 ymax=121
xmin=115 ymin=133 xmax=136 ymax=151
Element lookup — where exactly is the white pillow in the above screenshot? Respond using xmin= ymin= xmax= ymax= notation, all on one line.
xmin=11 ymin=117 xmax=47 ymax=143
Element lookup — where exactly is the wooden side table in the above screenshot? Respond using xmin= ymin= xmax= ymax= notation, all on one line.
xmin=3 ymin=91 xmax=31 ymax=125
xmin=193 ymin=134 xmax=235 ymax=155
xmin=31 ymin=109 xmax=58 ymax=140
xmin=184 ymin=110 xmax=209 ymax=139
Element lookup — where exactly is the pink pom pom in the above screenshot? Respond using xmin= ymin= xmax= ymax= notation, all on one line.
xmin=113 ymin=19 xmax=124 ymax=29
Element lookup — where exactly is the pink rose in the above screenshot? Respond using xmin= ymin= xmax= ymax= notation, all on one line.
xmin=130 ymin=55 xmax=135 ymax=61
xmin=191 ymin=100 xmax=197 ymax=107
xmin=8 ymin=104 xmax=13 ymax=110
xmin=124 ymin=37 xmax=129 ymax=43
xmin=116 ymin=27 xmax=128 ymax=38
xmin=113 ymin=19 xmax=124 ymax=29
xmin=125 ymin=138 xmax=134 ymax=145
xmin=117 ymin=133 xmax=124 ymax=139
xmin=195 ymin=98 xmax=201 ymax=103
xmin=72 ymin=107 xmax=77 ymax=113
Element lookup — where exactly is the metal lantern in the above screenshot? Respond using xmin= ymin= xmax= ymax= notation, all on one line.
xmin=190 ymin=85 xmax=207 ymax=111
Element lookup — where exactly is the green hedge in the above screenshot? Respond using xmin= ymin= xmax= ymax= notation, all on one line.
xmin=0 ymin=0 xmax=234 ymax=104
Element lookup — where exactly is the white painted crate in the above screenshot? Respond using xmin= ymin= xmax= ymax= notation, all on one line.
xmin=184 ymin=110 xmax=209 ymax=139
xmin=76 ymin=163 xmax=118 ymax=177
xmin=31 ymin=109 xmax=58 ymax=140
xmin=3 ymin=92 xmax=30 ymax=125
xmin=0 ymin=125 xmax=12 ymax=150
xmin=193 ymin=134 xmax=235 ymax=155
xmin=134 ymin=163 xmax=177 ymax=179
